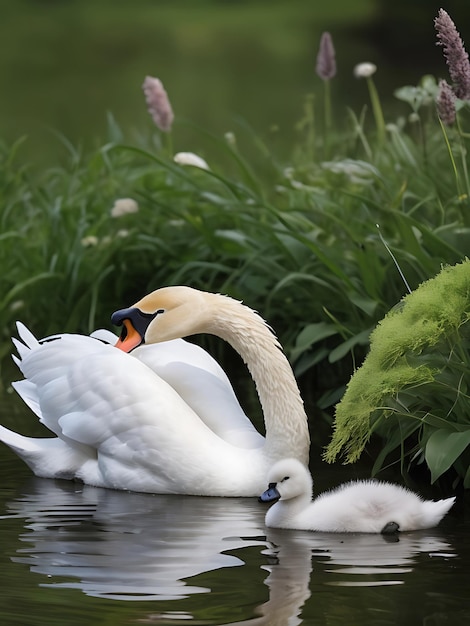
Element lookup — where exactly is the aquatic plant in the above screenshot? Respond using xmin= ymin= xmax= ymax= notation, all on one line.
xmin=325 ymin=260 xmax=470 ymax=486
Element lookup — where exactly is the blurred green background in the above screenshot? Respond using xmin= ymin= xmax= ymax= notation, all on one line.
xmin=1 ymin=0 xmax=468 ymax=166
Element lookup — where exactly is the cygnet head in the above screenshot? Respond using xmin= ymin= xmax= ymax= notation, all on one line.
xmin=259 ymin=458 xmax=312 ymax=503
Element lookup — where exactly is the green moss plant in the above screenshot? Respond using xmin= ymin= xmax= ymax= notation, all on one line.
xmin=325 ymin=260 xmax=470 ymax=486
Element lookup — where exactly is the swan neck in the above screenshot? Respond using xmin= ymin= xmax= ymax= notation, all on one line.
xmin=206 ymin=294 xmax=310 ymax=463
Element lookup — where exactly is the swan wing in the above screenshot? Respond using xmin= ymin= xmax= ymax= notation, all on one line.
xmin=13 ymin=330 xmax=114 ymax=442
xmin=10 ymin=379 xmax=42 ymax=420
xmin=90 ymin=331 xmax=263 ymax=448
xmin=10 ymin=330 xmax=265 ymax=495
xmin=133 ymin=341 xmax=263 ymax=448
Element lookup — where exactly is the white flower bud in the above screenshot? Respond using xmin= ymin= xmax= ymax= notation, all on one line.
xmin=353 ymin=62 xmax=377 ymax=78
xmin=110 ymin=198 xmax=139 ymax=218
xmin=174 ymin=152 xmax=209 ymax=170
xmin=81 ymin=236 xmax=99 ymax=247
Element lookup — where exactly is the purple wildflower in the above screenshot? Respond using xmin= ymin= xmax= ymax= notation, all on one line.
xmin=142 ymin=76 xmax=174 ymax=132
xmin=316 ymin=32 xmax=336 ymax=80
xmin=435 ymin=9 xmax=470 ymax=100
xmin=436 ymin=79 xmax=456 ymax=125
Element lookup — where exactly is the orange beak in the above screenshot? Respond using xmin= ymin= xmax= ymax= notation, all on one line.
xmin=114 ymin=319 xmax=144 ymax=352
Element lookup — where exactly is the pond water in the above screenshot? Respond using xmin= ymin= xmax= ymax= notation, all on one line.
xmin=0 ymin=395 xmax=469 ymax=625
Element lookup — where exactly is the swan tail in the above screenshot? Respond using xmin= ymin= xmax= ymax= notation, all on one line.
xmin=15 ymin=322 xmax=40 ymax=351
xmin=0 ymin=425 xmax=92 ymax=480
xmin=12 ymin=337 xmax=30 ymax=363
xmin=0 ymin=424 xmax=45 ymax=455
xmin=11 ymin=322 xmax=41 ymax=376
xmin=422 ymin=496 xmax=456 ymax=528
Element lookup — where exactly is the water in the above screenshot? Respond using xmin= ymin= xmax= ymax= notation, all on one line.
xmin=0 ymin=397 xmax=469 ymax=625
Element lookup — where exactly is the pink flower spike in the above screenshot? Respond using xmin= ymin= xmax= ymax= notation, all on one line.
xmin=142 ymin=76 xmax=174 ymax=132
xmin=436 ymin=79 xmax=456 ymax=125
xmin=435 ymin=9 xmax=470 ymax=100
xmin=316 ymin=32 xmax=336 ymax=81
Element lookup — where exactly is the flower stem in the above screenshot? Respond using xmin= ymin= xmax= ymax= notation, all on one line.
xmin=456 ymin=115 xmax=470 ymax=202
xmin=366 ymin=77 xmax=385 ymax=147
xmin=323 ymin=79 xmax=332 ymax=158
xmin=438 ymin=116 xmax=463 ymax=199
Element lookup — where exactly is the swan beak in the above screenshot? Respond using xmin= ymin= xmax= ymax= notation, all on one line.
xmin=114 ymin=319 xmax=143 ymax=352
xmin=111 ymin=307 xmax=157 ymax=352
xmin=258 ymin=482 xmax=280 ymax=503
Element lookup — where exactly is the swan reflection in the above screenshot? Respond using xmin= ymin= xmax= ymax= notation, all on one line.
xmin=267 ymin=527 xmax=455 ymax=585
xmin=3 ymin=477 xmax=455 ymax=625
xmin=5 ymin=477 xmax=267 ymax=601
xmin=224 ymin=528 xmax=455 ymax=625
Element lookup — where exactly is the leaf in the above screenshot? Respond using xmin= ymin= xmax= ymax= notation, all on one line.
xmin=317 ymin=385 xmax=346 ymax=410
xmin=271 ymin=272 xmax=335 ymax=297
xmin=293 ymin=346 xmax=330 ymax=377
xmin=0 ymin=231 xmax=24 ymax=243
xmin=328 ymin=328 xmax=371 ymax=363
xmin=349 ymin=293 xmax=378 ymax=316
xmin=3 ymin=272 xmax=58 ymax=306
xmin=464 ymin=464 xmax=470 ymax=489
xmin=425 ymin=428 xmax=470 ymax=483
xmin=394 ymin=85 xmax=428 ymax=111
xmin=214 ymin=229 xmax=251 ymax=254
xmin=106 ymin=111 xmax=124 ymax=143
xmin=199 ymin=191 xmax=233 ymax=206
xmin=291 ymin=322 xmax=338 ymax=361
xmin=371 ymin=419 xmax=421 ymax=476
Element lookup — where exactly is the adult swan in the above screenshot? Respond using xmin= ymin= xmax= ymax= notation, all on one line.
xmin=2 ymin=287 xmax=310 ymax=496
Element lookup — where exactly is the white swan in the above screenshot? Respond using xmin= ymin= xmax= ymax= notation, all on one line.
xmin=91 ymin=329 xmax=264 ymax=449
xmin=259 ymin=459 xmax=455 ymax=532
xmin=2 ymin=287 xmax=310 ymax=496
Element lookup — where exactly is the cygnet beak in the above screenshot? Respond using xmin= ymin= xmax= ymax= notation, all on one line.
xmin=258 ymin=482 xmax=281 ymax=503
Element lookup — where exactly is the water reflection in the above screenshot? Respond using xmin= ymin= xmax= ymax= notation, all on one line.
xmin=4 ymin=478 xmax=267 ymax=601
xmin=226 ymin=529 xmax=455 ymax=626
xmin=294 ymin=528 xmax=454 ymax=586
xmin=1 ymin=476 xmax=457 ymax=625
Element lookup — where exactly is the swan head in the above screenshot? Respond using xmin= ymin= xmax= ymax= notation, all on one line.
xmin=112 ymin=286 xmax=211 ymax=352
xmin=258 ymin=458 xmax=312 ymax=503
